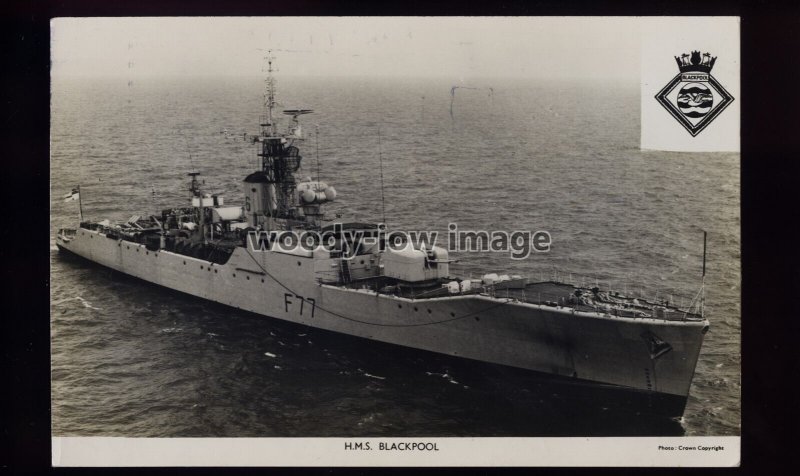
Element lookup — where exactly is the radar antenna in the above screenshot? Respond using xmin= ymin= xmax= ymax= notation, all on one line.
xmin=283 ymin=109 xmax=314 ymax=138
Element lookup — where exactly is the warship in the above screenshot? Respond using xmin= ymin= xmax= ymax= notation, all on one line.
xmin=56 ymin=54 xmax=709 ymax=418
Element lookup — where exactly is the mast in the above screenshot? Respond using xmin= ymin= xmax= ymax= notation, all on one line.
xmin=262 ymin=50 xmax=277 ymax=138
xmin=701 ymin=231 xmax=707 ymax=317
xmin=188 ymin=172 xmax=202 ymax=197
xmin=315 ymin=125 xmax=321 ymax=183
xmin=702 ymin=231 xmax=707 ymax=277
xmin=378 ymin=127 xmax=387 ymax=226
xmin=188 ymin=172 xmax=206 ymax=243
xmin=253 ymin=52 xmax=312 ymax=222
xmin=244 ymin=51 xmax=331 ymax=231
xmin=77 ymin=185 xmax=83 ymax=222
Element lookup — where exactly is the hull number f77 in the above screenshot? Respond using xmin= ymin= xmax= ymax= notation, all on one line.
xmin=284 ymin=293 xmax=316 ymax=318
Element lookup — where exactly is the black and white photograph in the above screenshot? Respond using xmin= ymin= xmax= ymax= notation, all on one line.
xmin=48 ymin=16 xmax=741 ymax=466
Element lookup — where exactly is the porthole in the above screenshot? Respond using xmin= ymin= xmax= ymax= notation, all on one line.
xmin=414 ymin=307 xmax=418 ymax=312
xmin=474 ymin=316 xmax=480 ymax=321
xmin=136 ymin=248 xmax=139 ymax=252
xmin=127 ymin=246 xmax=130 ymax=249
xmin=233 ymin=273 xmax=236 ymax=278
xmin=246 ymin=276 xmax=250 ymax=280
xmin=183 ymin=261 xmax=186 ymax=265
xmin=450 ymin=312 xmax=455 ymax=317
xmin=427 ymin=309 xmax=432 ymax=314
xmin=214 ymin=269 xmax=218 ymax=273
xmin=398 ymin=304 xmax=402 ymax=309
xmin=297 ymin=261 xmax=302 ymax=266
xmin=360 ymin=260 xmax=364 ymax=265
xmin=200 ymin=266 xmax=204 ymax=270
xmin=261 ymin=278 xmax=264 ymax=283
xmin=146 ymin=251 xmax=149 ymax=255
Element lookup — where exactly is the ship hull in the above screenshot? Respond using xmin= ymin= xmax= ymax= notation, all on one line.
xmin=56 ymin=228 xmax=708 ymax=418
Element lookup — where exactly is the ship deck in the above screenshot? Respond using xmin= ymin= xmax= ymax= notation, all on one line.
xmin=363 ymin=278 xmax=703 ymax=322
xmin=503 ymin=282 xmax=701 ymax=321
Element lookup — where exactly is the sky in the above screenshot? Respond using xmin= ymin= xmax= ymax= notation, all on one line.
xmin=51 ymin=17 xmax=642 ymax=80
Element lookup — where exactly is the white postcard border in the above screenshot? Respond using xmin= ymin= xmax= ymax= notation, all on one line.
xmin=53 ymin=436 xmax=740 ymax=467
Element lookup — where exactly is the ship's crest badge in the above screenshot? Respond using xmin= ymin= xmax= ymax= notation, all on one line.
xmin=655 ymin=51 xmax=734 ymax=136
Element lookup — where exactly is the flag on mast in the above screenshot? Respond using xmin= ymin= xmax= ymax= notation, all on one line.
xmin=63 ymin=187 xmax=80 ymax=202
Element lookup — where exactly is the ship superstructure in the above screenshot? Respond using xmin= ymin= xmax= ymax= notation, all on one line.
xmin=56 ymin=53 xmax=709 ymax=418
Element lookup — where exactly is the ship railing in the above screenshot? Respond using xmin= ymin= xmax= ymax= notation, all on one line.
xmin=511 ymin=266 xmax=702 ymax=317
xmin=314 ymin=268 xmax=382 ymax=287
xmin=485 ymin=283 xmax=701 ymax=322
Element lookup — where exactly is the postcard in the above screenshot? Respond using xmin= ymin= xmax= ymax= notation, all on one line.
xmin=50 ymin=16 xmax=740 ymax=467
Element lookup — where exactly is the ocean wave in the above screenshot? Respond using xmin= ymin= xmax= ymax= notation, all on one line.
xmin=51 ymin=296 xmax=102 ymax=311
xmin=678 ymin=101 xmax=713 ymax=109
xmin=682 ymin=111 xmax=710 ymax=118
